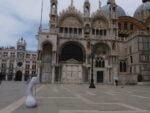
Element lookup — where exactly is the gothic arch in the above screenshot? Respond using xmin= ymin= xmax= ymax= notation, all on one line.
xmin=59 ymin=41 xmax=86 ymax=62
xmin=93 ymin=43 xmax=110 ymax=56
xmin=15 ymin=71 xmax=22 ymax=81
xmin=41 ymin=42 xmax=53 ymax=83
xmin=91 ymin=11 xmax=109 ymax=29
xmin=41 ymin=41 xmax=53 ymax=51
xmin=95 ymin=57 xmax=105 ymax=68
xmin=59 ymin=14 xmax=83 ymax=28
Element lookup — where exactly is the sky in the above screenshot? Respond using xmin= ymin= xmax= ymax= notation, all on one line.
xmin=0 ymin=0 xmax=142 ymax=50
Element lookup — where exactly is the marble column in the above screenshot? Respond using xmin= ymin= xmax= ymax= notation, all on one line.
xmin=37 ymin=67 xmax=41 ymax=83
xmin=37 ymin=50 xmax=42 ymax=83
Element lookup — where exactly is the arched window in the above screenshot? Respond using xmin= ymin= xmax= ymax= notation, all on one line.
xmin=124 ymin=22 xmax=128 ymax=30
xmin=120 ymin=62 xmax=123 ymax=72
xmin=59 ymin=27 xmax=63 ymax=33
xmin=104 ymin=30 xmax=107 ymax=36
xmin=85 ymin=6 xmax=89 ymax=12
xmin=96 ymin=60 xmax=99 ymax=67
xmin=96 ymin=29 xmax=99 ymax=35
xmin=95 ymin=57 xmax=105 ymax=68
xmin=51 ymin=3 xmax=56 ymax=15
xmin=118 ymin=23 xmax=121 ymax=30
xmin=60 ymin=43 xmax=84 ymax=62
xmin=85 ymin=24 xmax=90 ymax=34
xmin=120 ymin=61 xmax=127 ymax=72
xmin=123 ymin=62 xmax=127 ymax=72
xmin=113 ymin=6 xmax=116 ymax=12
xmin=112 ymin=42 xmax=116 ymax=50
xmin=69 ymin=28 xmax=73 ymax=34
xmin=74 ymin=28 xmax=77 ymax=34
xmin=130 ymin=24 xmax=134 ymax=30
xmin=92 ymin=29 xmax=95 ymax=35
xmin=95 ymin=43 xmax=109 ymax=56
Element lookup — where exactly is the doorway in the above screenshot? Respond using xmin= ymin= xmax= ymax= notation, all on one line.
xmin=97 ymin=71 xmax=104 ymax=83
xmin=15 ymin=71 xmax=22 ymax=81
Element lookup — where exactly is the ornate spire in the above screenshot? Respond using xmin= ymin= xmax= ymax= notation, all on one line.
xmin=71 ymin=0 xmax=74 ymax=7
xmin=99 ymin=0 xmax=102 ymax=9
xmin=84 ymin=0 xmax=90 ymax=17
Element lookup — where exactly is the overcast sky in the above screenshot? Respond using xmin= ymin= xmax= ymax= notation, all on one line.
xmin=0 ymin=0 xmax=142 ymax=50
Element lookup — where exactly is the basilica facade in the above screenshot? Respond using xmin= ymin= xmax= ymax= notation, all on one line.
xmin=37 ymin=0 xmax=150 ymax=84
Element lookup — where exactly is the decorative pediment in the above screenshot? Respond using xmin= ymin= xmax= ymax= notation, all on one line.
xmin=91 ymin=10 xmax=110 ymax=28
xmin=65 ymin=59 xmax=81 ymax=64
xmin=58 ymin=6 xmax=83 ymax=27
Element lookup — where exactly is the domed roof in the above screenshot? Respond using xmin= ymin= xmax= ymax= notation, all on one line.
xmin=102 ymin=4 xmax=126 ymax=17
xmin=134 ymin=0 xmax=150 ymax=21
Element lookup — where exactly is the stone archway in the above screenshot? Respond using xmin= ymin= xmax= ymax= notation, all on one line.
xmin=93 ymin=43 xmax=110 ymax=56
xmin=59 ymin=41 xmax=86 ymax=83
xmin=59 ymin=42 xmax=85 ymax=62
xmin=93 ymin=43 xmax=111 ymax=83
xmin=15 ymin=71 xmax=22 ymax=81
xmin=41 ymin=42 xmax=53 ymax=83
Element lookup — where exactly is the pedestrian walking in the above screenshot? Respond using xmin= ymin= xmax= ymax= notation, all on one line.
xmin=114 ymin=76 xmax=119 ymax=86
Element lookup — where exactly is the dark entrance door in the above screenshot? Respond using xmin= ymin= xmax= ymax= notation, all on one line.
xmin=60 ymin=43 xmax=84 ymax=62
xmin=15 ymin=71 xmax=22 ymax=81
xmin=97 ymin=71 xmax=104 ymax=83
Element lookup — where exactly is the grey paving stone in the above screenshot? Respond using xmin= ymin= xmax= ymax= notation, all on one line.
xmin=1 ymin=83 xmax=150 ymax=113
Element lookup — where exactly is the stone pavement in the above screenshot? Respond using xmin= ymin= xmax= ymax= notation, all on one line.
xmin=0 ymin=81 xmax=26 ymax=110
xmin=0 ymin=82 xmax=150 ymax=113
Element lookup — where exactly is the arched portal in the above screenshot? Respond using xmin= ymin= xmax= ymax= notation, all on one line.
xmin=93 ymin=43 xmax=110 ymax=83
xmin=60 ymin=42 xmax=85 ymax=62
xmin=41 ymin=42 xmax=53 ymax=83
xmin=59 ymin=42 xmax=85 ymax=83
xmin=93 ymin=43 xmax=110 ymax=56
xmin=15 ymin=71 xmax=22 ymax=81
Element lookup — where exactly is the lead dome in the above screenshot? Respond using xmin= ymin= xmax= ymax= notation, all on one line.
xmin=134 ymin=0 xmax=150 ymax=22
xmin=102 ymin=3 xmax=126 ymax=17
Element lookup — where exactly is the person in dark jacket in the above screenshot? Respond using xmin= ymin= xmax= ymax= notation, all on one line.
xmin=114 ymin=76 xmax=119 ymax=86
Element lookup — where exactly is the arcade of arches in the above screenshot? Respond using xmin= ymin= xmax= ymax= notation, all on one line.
xmin=38 ymin=41 xmax=116 ymax=84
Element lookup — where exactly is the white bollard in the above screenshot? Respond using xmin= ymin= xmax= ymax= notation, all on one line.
xmin=25 ymin=77 xmax=37 ymax=108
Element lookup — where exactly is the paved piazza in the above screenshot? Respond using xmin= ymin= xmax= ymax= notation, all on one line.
xmin=0 ymin=82 xmax=150 ymax=113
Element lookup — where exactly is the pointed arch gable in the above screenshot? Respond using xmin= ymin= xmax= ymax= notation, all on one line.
xmin=59 ymin=14 xmax=83 ymax=28
xmin=41 ymin=40 xmax=53 ymax=51
xmin=93 ymin=43 xmax=110 ymax=55
xmin=91 ymin=11 xmax=109 ymax=28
